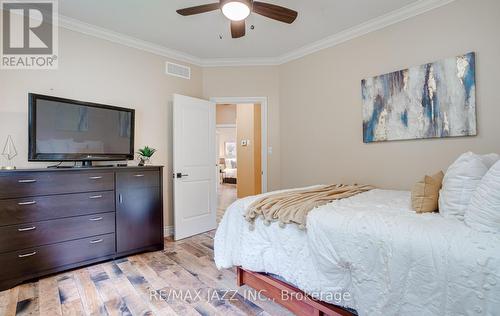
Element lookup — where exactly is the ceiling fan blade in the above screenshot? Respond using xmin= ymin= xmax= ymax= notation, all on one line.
xmin=176 ymin=3 xmax=220 ymax=16
xmin=252 ymin=1 xmax=298 ymax=24
xmin=231 ymin=20 xmax=246 ymax=38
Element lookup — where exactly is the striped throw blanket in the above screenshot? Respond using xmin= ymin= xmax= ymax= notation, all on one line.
xmin=245 ymin=184 xmax=374 ymax=230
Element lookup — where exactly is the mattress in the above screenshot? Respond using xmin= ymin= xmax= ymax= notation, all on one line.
xmin=214 ymin=188 xmax=500 ymax=316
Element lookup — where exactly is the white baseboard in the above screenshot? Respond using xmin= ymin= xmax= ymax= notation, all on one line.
xmin=163 ymin=225 xmax=174 ymax=237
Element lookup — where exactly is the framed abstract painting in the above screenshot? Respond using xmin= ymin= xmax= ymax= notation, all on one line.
xmin=225 ymin=142 xmax=236 ymax=158
xmin=361 ymin=52 xmax=476 ymax=143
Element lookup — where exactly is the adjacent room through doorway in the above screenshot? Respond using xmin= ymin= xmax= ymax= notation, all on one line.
xmin=216 ymin=103 xmax=263 ymax=220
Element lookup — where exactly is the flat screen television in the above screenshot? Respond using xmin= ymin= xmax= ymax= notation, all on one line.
xmin=29 ymin=93 xmax=135 ymax=166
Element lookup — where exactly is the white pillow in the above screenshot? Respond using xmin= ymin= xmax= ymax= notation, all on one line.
xmin=480 ymin=153 xmax=500 ymax=169
xmin=439 ymin=152 xmax=499 ymax=220
xmin=465 ymin=160 xmax=500 ymax=233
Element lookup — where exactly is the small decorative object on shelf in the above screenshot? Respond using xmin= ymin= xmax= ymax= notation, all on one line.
xmin=137 ymin=146 xmax=157 ymax=166
xmin=1 ymin=135 xmax=18 ymax=170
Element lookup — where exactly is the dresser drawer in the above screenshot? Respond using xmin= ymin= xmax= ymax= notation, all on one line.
xmin=0 ymin=191 xmax=115 ymax=226
xmin=0 ymin=171 xmax=114 ymax=199
xmin=0 ymin=233 xmax=115 ymax=280
xmin=0 ymin=212 xmax=115 ymax=253
xmin=116 ymin=170 xmax=160 ymax=189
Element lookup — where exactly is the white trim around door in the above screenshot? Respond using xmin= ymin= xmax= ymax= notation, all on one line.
xmin=210 ymin=97 xmax=268 ymax=194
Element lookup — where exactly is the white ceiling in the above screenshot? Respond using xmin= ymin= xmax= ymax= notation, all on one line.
xmin=58 ymin=0 xmax=453 ymax=65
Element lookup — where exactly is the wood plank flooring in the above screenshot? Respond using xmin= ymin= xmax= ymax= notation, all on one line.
xmin=0 ymin=231 xmax=293 ymax=316
xmin=217 ymin=183 xmax=237 ymax=223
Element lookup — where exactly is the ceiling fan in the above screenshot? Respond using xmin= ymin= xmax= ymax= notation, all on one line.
xmin=176 ymin=0 xmax=298 ymax=38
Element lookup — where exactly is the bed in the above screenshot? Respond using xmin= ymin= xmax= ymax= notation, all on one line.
xmin=222 ymin=158 xmax=237 ymax=184
xmin=214 ymin=187 xmax=500 ymax=316
xmin=222 ymin=167 xmax=237 ymax=184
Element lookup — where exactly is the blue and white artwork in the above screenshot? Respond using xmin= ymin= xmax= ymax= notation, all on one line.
xmin=361 ymin=52 xmax=476 ymax=143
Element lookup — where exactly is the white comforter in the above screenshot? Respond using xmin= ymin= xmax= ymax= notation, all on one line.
xmin=214 ymin=188 xmax=500 ymax=316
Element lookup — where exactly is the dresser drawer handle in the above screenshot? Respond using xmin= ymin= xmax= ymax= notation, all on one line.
xmin=89 ymin=217 xmax=103 ymax=221
xmin=18 ymin=179 xmax=37 ymax=183
xmin=90 ymin=239 xmax=103 ymax=244
xmin=89 ymin=176 xmax=103 ymax=180
xmin=18 ymin=251 xmax=37 ymax=258
xmin=18 ymin=226 xmax=36 ymax=232
xmin=89 ymin=195 xmax=103 ymax=199
xmin=134 ymin=174 xmax=145 ymax=177
xmin=18 ymin=201 xmax=37 ymax=206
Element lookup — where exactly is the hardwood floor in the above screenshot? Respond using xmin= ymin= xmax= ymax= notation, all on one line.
xmin=0 ymin=231 xmax=293 ymax=316
xmin=217 ymin=183 xmax=237 ymax=222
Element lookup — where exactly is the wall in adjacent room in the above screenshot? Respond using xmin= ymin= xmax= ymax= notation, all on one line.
xmin=278 ymin=0 xmax=500 ymax=189
xmin=0 ymin=28 xmax=203 ymax=230
xmin=236 ymin=104 xmax=262 ymax=198
xmin=217 ymin=127 xmax=236 ymax=159
xmin=216 ymin=104 xmax=237 ymax=125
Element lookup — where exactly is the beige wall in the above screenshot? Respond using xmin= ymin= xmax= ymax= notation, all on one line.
xmin=216 ymin=104 xmax=237 ymax=125
xmin=202 ymin=66 xmax=281 ymax=191
xmin=236 ymin=104 xmax=262 ymax=198
xmin=1 ymin=0 xmax=498 ymax=230
xmin=279 ymin=0 xmax=500 ymax=190
xmin=0 ymin=28 xmax=203 ymax=228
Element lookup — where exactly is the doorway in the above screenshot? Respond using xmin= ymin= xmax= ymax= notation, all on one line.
xmin=216 ymin=104 xmax=238 ymax=220
xmin=172 ymin=95 xmax=268 ymax=239
xmin=212 ymin=97 xmax=268 ymax=220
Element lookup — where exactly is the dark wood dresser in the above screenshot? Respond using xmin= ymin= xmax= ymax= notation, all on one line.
xmin=0 ymin=166 xmax=163 ymax=291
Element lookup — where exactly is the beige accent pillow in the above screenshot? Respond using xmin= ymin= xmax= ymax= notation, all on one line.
xmin=411 ymin=171 xmax=444 ymax=213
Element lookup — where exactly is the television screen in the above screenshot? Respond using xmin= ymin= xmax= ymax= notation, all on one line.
xmin=29 ymin=94 xmax=134 ymax=162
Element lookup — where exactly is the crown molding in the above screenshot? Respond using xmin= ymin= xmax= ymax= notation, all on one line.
xmin=199 ymin=57 xmax=279 ymax=67
xmin=58 ymin=15 xmax=203 ymax=66
xmin=276 ymin=0 xmax=456 ymax=65
xmin=58 ymin=0 xmax=455 ymax=68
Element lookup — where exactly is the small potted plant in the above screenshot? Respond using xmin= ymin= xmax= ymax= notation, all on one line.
xmin=137 ymin=146 xmax=157 ymax=166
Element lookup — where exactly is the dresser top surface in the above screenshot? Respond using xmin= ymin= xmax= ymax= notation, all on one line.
xmin=0 ymin=165 xmax=163 ymax=174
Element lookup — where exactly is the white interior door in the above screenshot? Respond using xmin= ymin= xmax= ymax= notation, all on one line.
xmin=173 ymin=94 xmax=216 ymax=240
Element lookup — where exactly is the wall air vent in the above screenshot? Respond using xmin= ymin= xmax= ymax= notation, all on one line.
xmin=166 ymin=62 xmax=191 ymax=79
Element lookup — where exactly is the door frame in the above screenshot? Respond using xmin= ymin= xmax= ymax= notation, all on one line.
xmin=210 ymin=97 xmax=268 ymax=194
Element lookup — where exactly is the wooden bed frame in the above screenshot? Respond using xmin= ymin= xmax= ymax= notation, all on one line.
xmin=237 ymin=267 xmax=355 ymax=316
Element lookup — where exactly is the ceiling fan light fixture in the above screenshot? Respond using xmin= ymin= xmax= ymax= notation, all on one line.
xmin=221 ymin=0 xmax=251 ymax=21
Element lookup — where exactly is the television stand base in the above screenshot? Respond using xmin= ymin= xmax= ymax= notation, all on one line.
xmin=46 ymin=162 xmax=120 ymax=169
xmin=80 ymin=161 xmax=115 ymax=168
xmin=86 ymin=164 xmax=114 ymax=168
xmin=81 ymin=160 xmax=93 ymax=167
